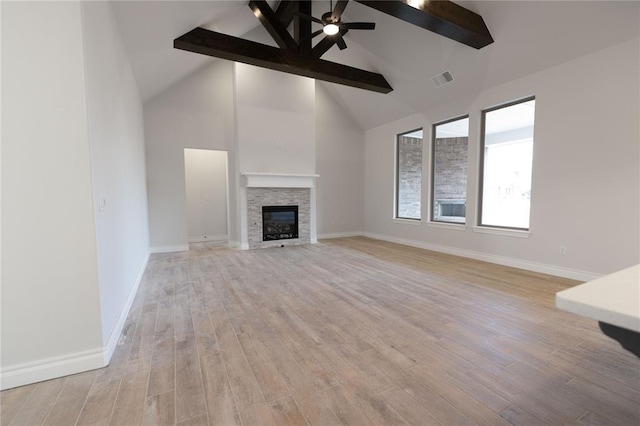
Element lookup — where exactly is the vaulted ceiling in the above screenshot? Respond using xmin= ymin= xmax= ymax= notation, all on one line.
xmin=112 ymin=1 xmax=639 ymax=130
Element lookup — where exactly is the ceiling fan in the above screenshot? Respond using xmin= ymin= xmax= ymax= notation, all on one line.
xmin=296 ymin=0 xmax=375 ymax=50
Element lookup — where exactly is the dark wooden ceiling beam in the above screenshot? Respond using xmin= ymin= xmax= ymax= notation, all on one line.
xmin=275 ymin=1 xmax=298 ymax=28
xmin=295 ymin=0 xmax=312 ymax=54
xmin=249 ymin=0 xmax=298 ymax=51
xmin=354 ymin=0 xmax=493 ymax=49
xmin=174 ymin=27 xmax=392 ymax=93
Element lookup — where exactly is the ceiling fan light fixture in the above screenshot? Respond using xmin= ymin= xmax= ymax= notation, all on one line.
xmin=323 ymin=23 xmax=340 ymax=36
xmin=407 ymin=0 xmax=427 ymax=10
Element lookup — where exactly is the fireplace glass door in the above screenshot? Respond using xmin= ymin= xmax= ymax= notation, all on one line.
xmin=262 ymin=205 xmax=298 ymax=241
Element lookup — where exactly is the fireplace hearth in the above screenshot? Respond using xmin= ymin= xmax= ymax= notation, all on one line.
xmin=262 ymin=205 xmax=298 ymax=241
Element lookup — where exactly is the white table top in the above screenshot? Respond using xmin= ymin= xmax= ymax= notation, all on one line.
xmin=556 ymin=264 xmax=640 ymax=332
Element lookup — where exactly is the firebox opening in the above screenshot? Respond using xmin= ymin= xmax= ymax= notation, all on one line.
xmin=262 ymin=205 xmax=299 ymax=241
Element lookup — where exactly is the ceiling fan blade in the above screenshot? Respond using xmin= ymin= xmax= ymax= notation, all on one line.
xmin=332 ymin=0 xmax=349 ymax=21
xmin=294 ymin=12 xmax=323 ymax=24
xmin=335 ymin=33 xmax=348 ymax=50
xmin=344 ymin=22 xmax=375 ymax=30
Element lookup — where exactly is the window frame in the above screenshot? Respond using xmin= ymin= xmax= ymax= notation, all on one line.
xmin=430 ymin=114 xmax=469 ymax=225
xmin=478 ymin=96 xmax=536 ymax=231
xmin=395 ymin=128 xmax=424 ymax=221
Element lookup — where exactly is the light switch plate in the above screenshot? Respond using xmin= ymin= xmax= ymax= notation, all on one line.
xmin=99 ymin=194 xmax=107 ymax=212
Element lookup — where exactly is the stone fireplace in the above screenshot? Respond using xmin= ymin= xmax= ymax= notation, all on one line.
xmin=241 ymin=173 xmax=318 ymax=249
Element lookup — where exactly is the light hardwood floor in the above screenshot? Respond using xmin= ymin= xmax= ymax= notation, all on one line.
xmin=2 ymin=237 xmax=639 ymax=425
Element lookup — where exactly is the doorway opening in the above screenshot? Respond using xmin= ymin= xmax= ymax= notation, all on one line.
xmin=184 ymin=148 xmax=229 ymax=246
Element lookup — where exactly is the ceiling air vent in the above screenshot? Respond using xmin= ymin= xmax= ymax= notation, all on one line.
xmin=431 ymin=71 xmax=454 ymax=88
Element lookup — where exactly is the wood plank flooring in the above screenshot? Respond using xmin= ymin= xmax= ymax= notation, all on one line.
xmin=2 ymin=237 xmax=639 ymax=425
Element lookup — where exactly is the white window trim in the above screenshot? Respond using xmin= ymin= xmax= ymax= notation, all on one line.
xmin=395 ymin=128 xmax=424 ymax=221
xmin=478 ymin=96 xmax=535 ymax=234
xmin=393 ymin=218 xmax=422 ymax=226
xmin=428 ymin=221 xmax=467 ymax=231
xmin=472 ymin=226 xmax=530 ymax=238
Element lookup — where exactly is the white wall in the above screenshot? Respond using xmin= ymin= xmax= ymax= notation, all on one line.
xmin=144 ymin=61 xmax=319 ymax=250
xmin=363 ymin=38 xmax=640 ymax=279
xmin=184 ymin=149 xmax=228 ymax=241
xmin=81 ymin=1 xmax=150 ymax=354
xmin=315 ymin=83 xmax=364 ymax=237
xmin=1 ymin=1 xmax=104 ymax=388
xmin=145 ymin=59 xmax=371 ymax=249
xmin=235 ymin=64 xmax=316 ymax=174
xmin=144 ymin=60 xmax=236 ymax=250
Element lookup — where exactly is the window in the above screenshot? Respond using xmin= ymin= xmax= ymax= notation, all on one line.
xmin=431 ymin=116 xmax=469 ymax=223
xmin=479 ymin=97 xmax=535 ymax=230
xmin=395 ymin=129 xmax=423 ymax=220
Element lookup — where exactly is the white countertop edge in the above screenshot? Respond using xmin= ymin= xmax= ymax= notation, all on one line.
xmin=556 ymin=296 xmax=640 ymax=332
xmin=555 ymin=264 xmax=640 ymax=332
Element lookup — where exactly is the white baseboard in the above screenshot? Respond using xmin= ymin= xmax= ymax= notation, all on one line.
xmin=102 ymin=251 xmax=150 ymax=363
xmin=0 ymin=348 xmax=104 ymax=391
xmin=228 ymin=240 xmax=250 ymax=250
xmin=0 ymin=251 xmax=152 ymax=391
xmin=149 ymin=244 xmax=189 ymax=254
xmin=188 ymin=234 xmax=228 ymax=243
xmin=318 ymin=231 xmax=364 ymax=240
xmin=363 ymin=232 xmax=601 ymax=282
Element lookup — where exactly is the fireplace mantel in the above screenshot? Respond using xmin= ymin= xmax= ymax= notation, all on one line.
xmin=242 ymin=172 xmax=319 ymax=188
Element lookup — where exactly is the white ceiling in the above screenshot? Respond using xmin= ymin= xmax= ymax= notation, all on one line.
xmin=111 ymin=1 xmax=639 ymax=130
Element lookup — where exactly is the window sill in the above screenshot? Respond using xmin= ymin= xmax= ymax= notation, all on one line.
xmin=393 ymin=218 xmax=422 ymax=226
xmin=427 ymin=222 xmax=467 ymax=231
xmin=472 ymin=226 xmax=530 ymax=238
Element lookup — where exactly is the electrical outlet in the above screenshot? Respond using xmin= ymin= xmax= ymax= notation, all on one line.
xmin=559 ymin=245 xmax=567 ymax=255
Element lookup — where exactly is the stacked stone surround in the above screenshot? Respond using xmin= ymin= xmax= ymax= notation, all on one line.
xmin=247 ymin=187 xmax=310 ymax=249
xmin=433 ymin=137 xmax=468 ymax=200
xmin=397 ymin=136 xmax=423 ymax=219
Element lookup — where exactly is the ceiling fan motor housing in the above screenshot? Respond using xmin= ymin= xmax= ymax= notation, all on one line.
xmin=321 ymin=11 xmax=338 ymax=25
